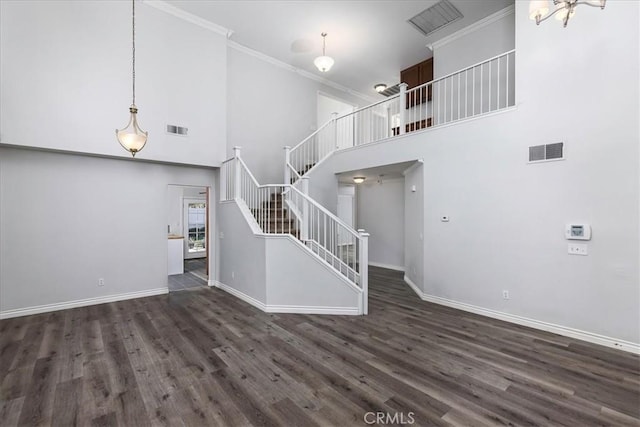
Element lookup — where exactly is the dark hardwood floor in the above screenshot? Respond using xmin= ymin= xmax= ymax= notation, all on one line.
xmin=1 ymin=266 xmax=639 ymax=426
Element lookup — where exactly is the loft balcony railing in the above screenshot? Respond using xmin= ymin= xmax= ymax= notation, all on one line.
xmin=285 ymin=50 xmax=516 ymax=181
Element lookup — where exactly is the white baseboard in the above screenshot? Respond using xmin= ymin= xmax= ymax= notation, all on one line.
xmin=403 ymin=275 xmax=639 ymax=354
xmin=214 ymin=282 xmax=267 ymax=311
xmin=214 ymin=282 xmax=360 ymax=315
xmin=266 ymin=305 xmax=360 ymax=315
xmin=0 ymin=287 xmax=169 ymax=320
xmin=369 ymin=262 xmax=405 ymax=272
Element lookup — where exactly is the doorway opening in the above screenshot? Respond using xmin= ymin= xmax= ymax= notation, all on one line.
xmin=167 ymin=185 xmax=210 ymax=292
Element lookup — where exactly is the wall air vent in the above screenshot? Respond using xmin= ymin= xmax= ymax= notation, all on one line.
xmin=408 ymin=0 xmax=463 ymax=37
xmin=167 ymin=124 xmax=188 ymax=136
xmin=529 ymin=142 xmax=564 ymax=163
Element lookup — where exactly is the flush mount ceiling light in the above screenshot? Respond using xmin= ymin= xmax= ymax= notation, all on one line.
xmin=116 ymin=0 xmax=148 ymax=157
xmin=529 ymin=0 xmax=605 ymax=28
xmin=314 ymin=32 xmax=334 ymax=72
xmin=374 ymin=84 xmax=387 ymax=93
xmin=353 ymin=177 xmax=366 ymax=184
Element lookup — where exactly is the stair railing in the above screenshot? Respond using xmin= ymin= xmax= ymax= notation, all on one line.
xmin=285 ymin=114 xmax=337 ymax=186
xmin=223 ymin=147 xmax=298 ymax=234
xmin=335 ymin=94 xmax=402 ymax=149
xmin=222 ymin=147 xmax=369 ymax=310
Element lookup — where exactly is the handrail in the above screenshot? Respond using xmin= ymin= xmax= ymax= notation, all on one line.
xmin=428 ymin=49 xmax=516 ymax=87
xmin=237 ymin=157 xmax=260 ymax=187
xmin=341 ymin=93 xmax=400 ymax=118
xmin=287 ymin=163 xmax=301 ymax=179
xmin=290 ymin=118 xmax=334 ymax=151
xmin=288 ymin=185 xmax=359 ymax=239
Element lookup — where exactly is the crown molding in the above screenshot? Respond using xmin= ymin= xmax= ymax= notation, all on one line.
xmin=143 ymin=0 xmax=377 ymax=103
xmin=142 ymin=0 xmax=233 ymax=38
xmin=431 ymin=5 xmax=515 ymax=50
xmin=227 ymin=41 xmax=377 ymax=103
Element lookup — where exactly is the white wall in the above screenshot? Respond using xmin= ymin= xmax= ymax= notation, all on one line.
xmin=218 ymin=202 xmax=267 ymax=302
xmin=0 ymin=1 xmax=227 ymax=166
xmin=217 ymin=201 xmax=361 ymax=312
xmin=404 ymin=165 xmax=424 ymax=287
xmin=317 ymin=93 xmax=356 ymax=127
xmin=357 ymin=179 xmax=405 ymax=270
xmin=305 ymin=1 xmax=639 ymax=344
xmin=433 ymin=7 xmax=515 ymax=78
xmin=226 ymin=46 xmax=371 ymax=184
xmin=266 ymin=238 xmax=360 ymax=310
xmin=0 ymin=147 xmax=217 ymax=314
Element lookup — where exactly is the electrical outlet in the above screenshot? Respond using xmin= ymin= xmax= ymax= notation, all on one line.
xmin=568 ymin=243 xmax=588 ymax=256
xmin=502 ymin=290 xmax=509 ymax=300
xmin=98 ymin=278 xmax=105 ymax=287
xmin=231 ymin=271 xmax=235 ymax=280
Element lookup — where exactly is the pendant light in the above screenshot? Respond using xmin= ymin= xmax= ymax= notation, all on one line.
xmin=529 ymin=0 xmax=606 ymax=28
xmin=314 ymin=33 xmax=335 ymax=73
xmin=116 ymin=0 xmax=148 ymax=157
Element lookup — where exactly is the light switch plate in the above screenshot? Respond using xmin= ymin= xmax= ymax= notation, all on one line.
xmin=568 ymin=243 xmax=588 ymax=256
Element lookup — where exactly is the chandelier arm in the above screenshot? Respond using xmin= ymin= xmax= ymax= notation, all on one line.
xmin=535 ymin=6 xmax=565 ymax=25
xmin=575 ymin=1 xmax=606 ymax=8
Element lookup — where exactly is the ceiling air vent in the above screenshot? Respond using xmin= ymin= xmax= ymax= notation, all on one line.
xmin=408 ymin=0 xmax=463 ymax=37
xmin=167 ymin=124 xmax=188 ymax=136
xmin=379 ymin=84 xmax=401 ymax=97
xmin=529 ymin=142 xmax=564 ymax=162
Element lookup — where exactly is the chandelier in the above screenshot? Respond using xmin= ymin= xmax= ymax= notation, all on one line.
xmin=529 ymin=0 xmax=606 ymax=28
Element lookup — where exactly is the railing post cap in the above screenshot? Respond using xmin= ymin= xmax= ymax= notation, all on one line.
xmin=301 ymin=176 xmax=310 ymax=181
xmin=233 ymin=146 xmax=242 ymax=150
xmin=399 ymin=82 xmax=409 ymax=89
xmin=283 ymin=146 xmax=291 ymax=150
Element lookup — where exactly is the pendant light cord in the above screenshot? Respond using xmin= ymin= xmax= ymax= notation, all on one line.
xmin=132 ymin=0 xmax=136 ymax=106
xmin=321 ymin=32 xmax=327 ymax=56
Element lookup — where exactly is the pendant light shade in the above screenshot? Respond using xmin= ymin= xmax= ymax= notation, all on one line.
xmin=117 ymin=105 xmax=148 ymax=156
xmin=116 ymin=0 xmax=147 ymax=157
xmin=314 ymin=33 xmax=334 ymax=72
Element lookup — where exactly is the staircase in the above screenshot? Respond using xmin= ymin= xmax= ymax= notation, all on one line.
xmin=220 ymin=148 xmax=369 ymax=314
xmin=252 ymin=193 xmax=299 ymax=237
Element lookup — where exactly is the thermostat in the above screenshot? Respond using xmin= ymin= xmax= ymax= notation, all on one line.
xmin=565 ymin=224 xmax=591 ymax=240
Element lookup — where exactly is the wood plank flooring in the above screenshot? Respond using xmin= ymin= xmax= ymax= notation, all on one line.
xmin=1 ymin=266 xmax=639 ymax=426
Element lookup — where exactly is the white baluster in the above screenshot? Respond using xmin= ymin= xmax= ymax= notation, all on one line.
xmin=357 ymin=229 xmax=369 ymax=315
xmin=284 ymin=146 xmax=291 ymax=185
xmin=399 ymin=83 xmax=407 ymax=135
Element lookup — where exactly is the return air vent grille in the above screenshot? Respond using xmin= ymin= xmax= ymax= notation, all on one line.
xmin=529 ymin=142 xmax=564 ymax=162
xmin=408 ymin=0 xmax=463 ymax=37
xmin=167 ymin=124 xmax=188 ymax=136
xmin=379 ymin=84 xmax=401 ymax=97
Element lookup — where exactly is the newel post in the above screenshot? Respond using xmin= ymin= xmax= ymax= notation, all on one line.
xmin=233 ymin=146 xmax=241 ymax=200
xmin=358 ymin=229 xmax=369 ymax=315
xmin=399 ymin=82 xmax=408 ymax=136
xmin=284 ymin=146 xmax=291 ymax=185
xmin=300 ymin=177 xmax=310 ymax=241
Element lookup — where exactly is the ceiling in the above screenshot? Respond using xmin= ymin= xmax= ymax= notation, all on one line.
xmin=166 ymin=0 xmax=514 ymax=98
xmin=337 ymin=161 xmax=419 ymax=184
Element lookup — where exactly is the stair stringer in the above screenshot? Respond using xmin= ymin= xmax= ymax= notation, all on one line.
xmin=218 ymin=200 xmax=363 ymax=315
